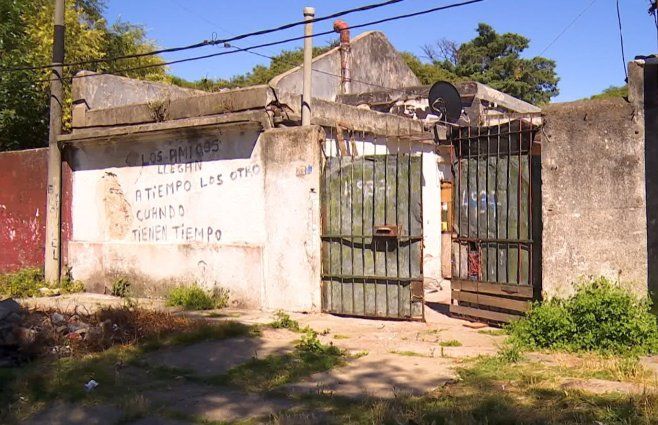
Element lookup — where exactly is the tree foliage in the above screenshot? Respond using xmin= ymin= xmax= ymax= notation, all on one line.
xmin=405 ymin=23 xmax=559 ymax=105
xmin=171 ymin=44 xmax=337 ymax=91
xmin=0 ymin=0 xmax=167 ymax=151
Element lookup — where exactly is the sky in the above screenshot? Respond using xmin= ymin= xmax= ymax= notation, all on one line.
xmin=104 ymin=0 xmax=657 ymax=102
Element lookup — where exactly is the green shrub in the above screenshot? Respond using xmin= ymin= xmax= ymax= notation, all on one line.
xmin=165 ymin=284 xmax=228 ymax=310
xmin=0 ymin=268 xmax=45 ymax=298
xmin=111 ymin=278 xmax=131 ymax=297
xmin=508 ymin=277 xmax=658 ymax=355
xmin=270 ymin=310 xmax=300 ymax=331
xmin=60 ymin=277 xmax=85 ymax=294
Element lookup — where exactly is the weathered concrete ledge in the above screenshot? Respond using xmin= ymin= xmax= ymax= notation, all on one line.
xmin=276 ymin=91 xmax=430 ymax=138
xmin=337 ymin=81 xmax=541 ymax=114
xmin=76 ymin=85 xmax=276 ymax=129
xmin=60 ymin=111 xmax=271 ymax=145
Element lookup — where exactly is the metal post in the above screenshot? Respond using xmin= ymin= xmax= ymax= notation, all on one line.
xmin=301 ymin=6 xmax=314 ymax=126
xmin=45 ymin=0 xmax=65 ymax=283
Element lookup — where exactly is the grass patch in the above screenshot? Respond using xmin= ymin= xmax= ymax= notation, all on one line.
xmin=439 ymin=339 xmax=462 ymax=347
xmin=0 ymin=316 xmax=255 ymax=422
xmin=478 ymin=329 xmax=507 ymax=336
xmin=390 ymin=350 xmax=427 ymax=357
xmin=206 ymin=329 xmax=344 ymax=392
xmin=333 ymin=334 xmax=350 ymax=340
xmin=269 ymin=310 xmax=301 ymax=331
xmin=165 ymin=284 xmax=229 ymax=310
xmin=273 ymin=352 xmax=658 ymax=425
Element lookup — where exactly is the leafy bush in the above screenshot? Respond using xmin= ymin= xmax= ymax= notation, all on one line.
xmin=0 ymin=268 xmax=45 ymax=298
xmin=111 ymin=278 xmax=131 ymax=297
xmin=165 ymin=284 xmax=229 ymax=310
xmin=270 ymin=310 xmax=300 ymax=331
xmin=508 ymin=277 xmax=658 ymax=355
xmin=0 ymin=268 xmax=84 ymax=298
xmin=60 ymin=276 xmax=84 ymax=294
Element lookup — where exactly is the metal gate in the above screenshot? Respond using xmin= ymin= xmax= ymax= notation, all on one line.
xmin=321 ymin=134 xmax=424 ymax=320
xmin=448 ymin=117 xmax=542 ymax=323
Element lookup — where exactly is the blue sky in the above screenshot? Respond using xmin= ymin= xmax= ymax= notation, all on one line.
xmin=105 ymin=0 xmax=656 ymax=102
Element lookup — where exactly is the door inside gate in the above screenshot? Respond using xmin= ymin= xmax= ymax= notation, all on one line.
xmin=321 ymin=154 xmax=424 ymax=320
xmin=449 ymin=118 xmax=541 ymax=323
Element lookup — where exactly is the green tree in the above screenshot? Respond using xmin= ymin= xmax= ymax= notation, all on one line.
xmin=171 ymin=44 xmax=337 ymax=91
xmin=408 ymin=23 xmax=559 ymax=104
xmin=0 ymin=0 xmax=167 ymax=151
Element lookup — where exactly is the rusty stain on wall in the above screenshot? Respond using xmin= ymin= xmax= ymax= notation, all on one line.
xmin=97 ymin=172 xmax=132 ymax=240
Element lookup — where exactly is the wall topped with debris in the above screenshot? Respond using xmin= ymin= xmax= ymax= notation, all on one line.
xmin=270 ymin=31 xmax=420 ymax=101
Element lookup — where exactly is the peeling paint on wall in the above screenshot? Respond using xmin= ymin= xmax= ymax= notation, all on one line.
xmin=0 ymin=148 xmax=48 ymax=273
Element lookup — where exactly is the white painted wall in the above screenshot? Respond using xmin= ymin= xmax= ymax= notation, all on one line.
xmin=69 ymin=124 xmax=267 ymax=305
xmin=67 ymin=124 xmax=324 ymax=311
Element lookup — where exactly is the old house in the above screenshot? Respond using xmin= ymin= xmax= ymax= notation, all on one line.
xmin=1 ymin=30 xmax=656 ymax=322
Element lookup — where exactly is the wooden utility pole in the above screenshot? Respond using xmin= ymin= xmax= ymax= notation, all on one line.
xmin=45 ymin=0 xmax=65 ymax=283
xmin=302 ymin=6 xmax=314 ymax=126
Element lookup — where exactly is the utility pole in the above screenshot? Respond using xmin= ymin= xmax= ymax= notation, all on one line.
xmin=302 ymin=6 xmax=314 ymax=126
xmin=45 ymin=0 xmax=65 ymax=284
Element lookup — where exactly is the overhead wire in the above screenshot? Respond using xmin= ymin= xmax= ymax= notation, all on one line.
xmin=616 ymin=0 xmax=628 ymax=82
xmin=23 ymin=0 xmax=487 ymax=85
xmin=538 ymin=0 xmax=598 ymax=56
xmin=0 ymin=0 xmax=407 ymax=73
xmin=165 ymin=0 xmax=281 ymax=58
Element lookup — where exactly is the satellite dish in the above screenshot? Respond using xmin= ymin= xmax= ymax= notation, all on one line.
xmin=428 ymin=81 xmax=462 ymax=123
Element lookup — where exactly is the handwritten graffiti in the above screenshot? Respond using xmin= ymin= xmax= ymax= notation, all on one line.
xmin=135 ymin=204 xmax=185 ymax=222
xmin=131 ymin=224 xmax=222 ymax=243
xmin=140 ymin=140 xmax=221 ymax=166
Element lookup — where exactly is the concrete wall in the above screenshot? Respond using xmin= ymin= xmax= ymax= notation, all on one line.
xmin=65 ymin=123 xmax=323 ymax=311
xmin=0 ymin=149 xmax=48 ymax=273
xmin=72 ymin=71 xmax=204 ymax=110
xmin=270 ymin=31 xmax=419 ymax=101
xmin=541 ymin=98 xmax=647 ymax=297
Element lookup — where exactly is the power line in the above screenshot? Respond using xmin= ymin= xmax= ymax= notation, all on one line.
xmin=0 ymin=0 xmax=407 ymax=73
xmin=166 ymin=0 xmax=280 ymax=58
xmin=538 ymin=0 xmax=598 ymax=56
xmin=616 ymin=0 xmax=628 ymax=82
xmin=24 ymin=0 xmax=489 ymax=85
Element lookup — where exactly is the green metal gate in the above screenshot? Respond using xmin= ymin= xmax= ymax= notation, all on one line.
xmin=448 ymin=117 xmax=542 ymax=323
xmin=321 ymin=147 xmax=424 ymax=320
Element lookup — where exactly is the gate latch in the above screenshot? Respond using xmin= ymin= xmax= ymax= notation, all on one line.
xmin=374 ymin=225 xmax=401 ymax=238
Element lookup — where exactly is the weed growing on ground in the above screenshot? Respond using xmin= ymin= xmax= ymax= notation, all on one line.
xmin=508 ymin=277 xmax=658 ymax=355
xmin=1 ymin=312 xmax=254 ymax=422
xmin=439 ymin=339 xmax=462 ymax=347
xmin=0 ymin=268 xmax=46 ymax=298
xmin=165 ymin=284 xmax=229 ymax=310
xmin=0 ymin=268 xmax=84 ymax=298
xmin=390 ymin=350 xmax=428 ymax=357
xmin=270 ymin=310 xmax=300 ymax=331
xmin=111 ymin=278 xmax=131 ymax=297
xmin=478 ymin=329 xmax=507 ymax=336
xmin=209 ymin=328 xmax=344 ymax=392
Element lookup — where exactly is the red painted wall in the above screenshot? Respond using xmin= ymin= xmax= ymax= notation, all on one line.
xmin=0 ymin=148 xmax=48 ymax=273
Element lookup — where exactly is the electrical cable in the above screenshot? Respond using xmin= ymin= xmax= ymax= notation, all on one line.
xmin=24 ymin=0 xmax=488 ymax=85
xmin=0 ymin=0 xmax=407 ymax=73
xmin=538 ymin=0 xmax=598 ymax=56
xmin=616 ymin=0 xmax=628 ymax=82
